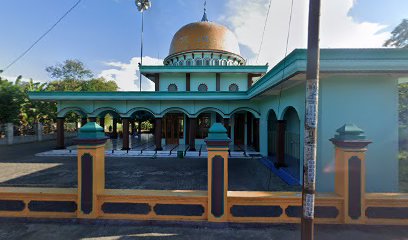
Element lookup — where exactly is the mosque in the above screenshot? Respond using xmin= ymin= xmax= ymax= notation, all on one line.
xmin=29 ymin=9 xmax=408 ymax=193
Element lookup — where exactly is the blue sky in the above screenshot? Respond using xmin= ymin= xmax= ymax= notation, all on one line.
xmin=0 ymin=0 xmax=407 ymax=90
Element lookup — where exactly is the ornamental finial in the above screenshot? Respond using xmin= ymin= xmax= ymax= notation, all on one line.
xmin=201 ymin=1 xmax=208 ymax=22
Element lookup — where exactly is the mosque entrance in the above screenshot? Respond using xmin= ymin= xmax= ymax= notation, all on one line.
xmin=164 ymin=113 xmax=184 ymax=144
xmin=234 ymin=113 xmax=245 ymax=145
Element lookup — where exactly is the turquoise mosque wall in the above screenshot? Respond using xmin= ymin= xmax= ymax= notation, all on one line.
xmin=160 ymin=73 xmax=186 ymax=91
xmin=220 ymin=73 xmax=247 ymax=91
xmin=190 ymin=73 xmax=216 ymax=91
xmin=258 ymin=75 xmax=399 ymax=193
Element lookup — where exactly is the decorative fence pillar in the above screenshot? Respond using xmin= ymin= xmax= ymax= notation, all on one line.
xmin=205 ymin=123 xmax=231 ymax=222
xmin=75 ymin=122 xmax=107 ymax=218
xmin=6 ymin=123 xmax=13 ymax=145
xmin=35 ymin=123 xmax=43 ymax=142
xmin=330 ymin=124 xmax=371 ymax=224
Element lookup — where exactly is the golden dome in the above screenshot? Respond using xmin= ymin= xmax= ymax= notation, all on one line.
xmin=168 ymin=21 xmax=241 ymax=57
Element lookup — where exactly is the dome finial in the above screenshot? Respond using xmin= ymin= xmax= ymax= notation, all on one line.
xmin=201 ymin=1 xmax=208 ymax=22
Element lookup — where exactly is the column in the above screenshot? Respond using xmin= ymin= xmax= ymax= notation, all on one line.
xmin=81 ymin=118 xmax=87 ymax=127
xmin=246 ymin=113 xmax=252 ymax=146
xmin=121 ymin=118 xmax=130 ymax=150
xmin=56 ymin=117 xmax=65 ymax=149
xmin=223 ymin=118 xmax=230 ymax=138
xmin=253 ymin=118 xmax=260 ymax=152
xmin=205 ymin=123 xmax=231 ymax=222
xmin=155 ymin=118 xmax=163 ymax=151
xmin=75 ymin=122 xmax=107 ymax=218
xmin=99 ymin=117 xmax=105 ymax=132
xmin=6 ymin=123 xmax=13 ymax=145
xmin=330 ymin=124 xmax=371 ymax=224
xmin=112 ymin=118 xmax=118 ymax=139
xmin=35 ymin=122 xmax=43 ymax=142
xmin=276 ymin=120 xmax=287 ymax=167
xmin=138 ymin=120 xmax=142 ymax=135
xmin=189 ymin=118 xmax=197 ymax=151
xmin=131 ymin=120 xmax=136 ymax=136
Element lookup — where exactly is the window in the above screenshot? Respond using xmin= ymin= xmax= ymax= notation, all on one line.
xmin=178 ymin=60 xmax=184 ymax=66
xmin=213 ymin=59 xmax=220 ymax=66
xmin=198 ymin=83 xmax=208 ymax=92
xmin=229 ymin=83 xmax=239 ymax=92
xmin=221 ymin=59 xmax=228 ymax=66
xmin=195 ymin=58 xmax=203 ymax=66
xmin=168 ymin=84 xmax=178 ymax=92
xmin=186 ymin=59 xmax=193 ymax=66
xmin=204 ymin=58 xmax=211 ymax=66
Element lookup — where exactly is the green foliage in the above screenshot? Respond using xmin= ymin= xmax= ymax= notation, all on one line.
xmin=141 ymin=120 xmax=152 ymax=131
xmin=0 ymin=59 xmax=118 ymax=128
xmin=400 ymin=83 xmax=408 ymax=128
xmin=384 ymin=19 xmax=408 ymax=48
xmin=46 ymin=59 xmax=93 ymax=81
xmin=0 ymin=76 xmax=24 ymax=124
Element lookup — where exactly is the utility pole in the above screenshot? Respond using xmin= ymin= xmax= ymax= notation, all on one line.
xmin=301 ymin=0 xmax=321 ymax=239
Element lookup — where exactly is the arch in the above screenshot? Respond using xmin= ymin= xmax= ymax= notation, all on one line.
xmin=124 ymin=107 xmax=156 ymax=118
xmin=159 ymin=107 xmax=192 ymax=118
xmin=178 ymin=60 xmax=184 ymax=66
xmin=280 ymin=106 xmax=301 ymax=120
xmin=194 ymin=107 xmax=226 ymax=118
xmin=168 ymin=83 xmax=178 ymax=92
xmin=282 ymin=106 xmax=301 ymax=181
xmin=229 ymin=83 xmax=239 ymax=92
xmin=186 ymin=59 xmax=193 ymax=66
xmin=195 ymin=58 xmax=203 ymax=66
xmin=91 ymin=107 xmax=121 ymax=118
xmin=204 ymin=58 xmax=211 ymax=66
xmin=57 ymin=107 xmax=87 ymax=118
xmin=267 ymin=109 xmax=278 ymax=157
xmin=198 ymin=83 xmax=208 ymax=92
xmin=229 ymin=107 xmax=260 ymax=119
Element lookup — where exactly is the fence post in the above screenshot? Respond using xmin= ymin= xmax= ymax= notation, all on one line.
xmin=205 ymin=123 xmax=231 ymax=222
xmin=6 ymin=123 xmax=13 ymax=145
xmin=74 ymin=122 xmax=107 ymax=218
xmin=330 ymin=124 xmax=371 ymax=224
xmin=35 ymin=123 xmax=43 ymax=142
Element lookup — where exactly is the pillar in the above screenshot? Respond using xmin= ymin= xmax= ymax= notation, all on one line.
xmin=131 ymin=120 xmax=136 ymax=136
xmin=246 ymin=113 xmax=252 ymax=146
xmin=81 ymin=118 xmax=87 ymax=127
xmin=189 ymin=118 xmax=197 ymax=151
xmin=6 ymin=123 xmax=13 ymax=145
xmin=122 ymin=118 xmax=130 ymax=150
xmin=99 ymin=117 xmax=105 ymax=131
xmin=35 ymin=123 xmax=43 ymax=142
xmin=75 ymin=122 xmax=107 ymax=218
xmin=138 ymin=119 xmax=142 ymax=135
xmin=112 ymin=118 xmax=118 ymax=139
xmin=330 ymin=124 xmax=371 ymax=224
xmin=155 ymin=118 xmax=162 ymax=150
xmin=56 ymin=117 xmax=65 ymax=149
xmin=205 ymin=123 xmax=231 ymax=222
xmin=253 ymin=118 xmax=260 ymax=152
xmin=276 ymin=120 xmax=287 ymax=167
xmin=223 ymin=118 xmax=230 ymax=138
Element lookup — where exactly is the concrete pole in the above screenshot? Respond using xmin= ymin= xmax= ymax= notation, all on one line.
xmin=6 ymin=123 xmax=13 ymax=145
xmin=301 ymin=0 xmax=321 ymax=239
xmin=35 ymin=123 xmax=43 ymax=142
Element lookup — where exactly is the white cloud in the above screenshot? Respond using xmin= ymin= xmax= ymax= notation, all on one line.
xmin=99 ymin=56 xmax=162 ymax=91
xmin=219 ymin=0 xmax=390 ymax=67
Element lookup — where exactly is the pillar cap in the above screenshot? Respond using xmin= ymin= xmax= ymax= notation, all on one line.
xmin=330 ymin=124 xmax=371 ymax=148
xmin=74 ymin=122 xmax=108 ymax=145
xmin=205 ymin=123 xmax=231 ymax=147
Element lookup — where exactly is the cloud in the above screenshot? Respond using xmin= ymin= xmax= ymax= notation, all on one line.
xmin=99 ymin=56 xmax=162 ymax=91
xmin=219 ymin=0 xmax=390 ymax=66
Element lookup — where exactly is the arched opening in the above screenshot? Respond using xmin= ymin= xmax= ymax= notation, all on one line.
xmin=229 ymin=83 xmax=239 ymax=92
xmin=162 ymin=110 xmax=186 ymax=146
xmin=168 ymin=84 xmax=178 ymax=92
xmin=198 ymin=83 xmax=208 ymax=92
xmin=55 ymin=108 xmax=87 ymax=149
xmin=282 ymin=107 xmax=301 ymax=180
xmin=267 ymin=110 xmax=278 ymax=157
xmin=230 ymin=110 xmax=260 ymax=152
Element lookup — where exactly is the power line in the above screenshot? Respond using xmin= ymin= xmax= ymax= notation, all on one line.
xmin=256 ymin=0 xmax=273 ymax=64
xmin=0 ymin=0 xmax=82 ymax=73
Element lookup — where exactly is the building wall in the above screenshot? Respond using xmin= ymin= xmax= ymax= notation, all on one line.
xmin=220 ymin=73 xmax=248 ymax=91
xmin=159 ymin=73 xmax=186 ymax=91
xmin=190 ymin=73 xmax=216 ymax=91
xmin=258 ymin=75 xmax=399 ymax=193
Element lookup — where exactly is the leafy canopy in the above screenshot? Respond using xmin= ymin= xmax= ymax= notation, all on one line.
xmin=384 ymin=19 xmax=408 ymax=48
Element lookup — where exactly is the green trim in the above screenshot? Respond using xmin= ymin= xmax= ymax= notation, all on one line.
xmin=28 ymin=49 xmax=408 ymax=101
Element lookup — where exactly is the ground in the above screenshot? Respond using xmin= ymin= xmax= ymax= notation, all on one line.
xmin=1 ymin=220 xmax=408 ymax=240
xmin=0 ymin=140 xmax=407 ymax=239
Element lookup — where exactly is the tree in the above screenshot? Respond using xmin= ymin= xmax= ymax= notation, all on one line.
xmin=46 ymin=59 xmax=93 ymax=81
xmin=384 ymin=19 xmax=408 ymax=48
xmin=0 ymin=76 xmax=24 ymax=124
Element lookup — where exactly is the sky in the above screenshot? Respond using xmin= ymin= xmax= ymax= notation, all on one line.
xmin=0 ymin=0 xmax=407 ymax=91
